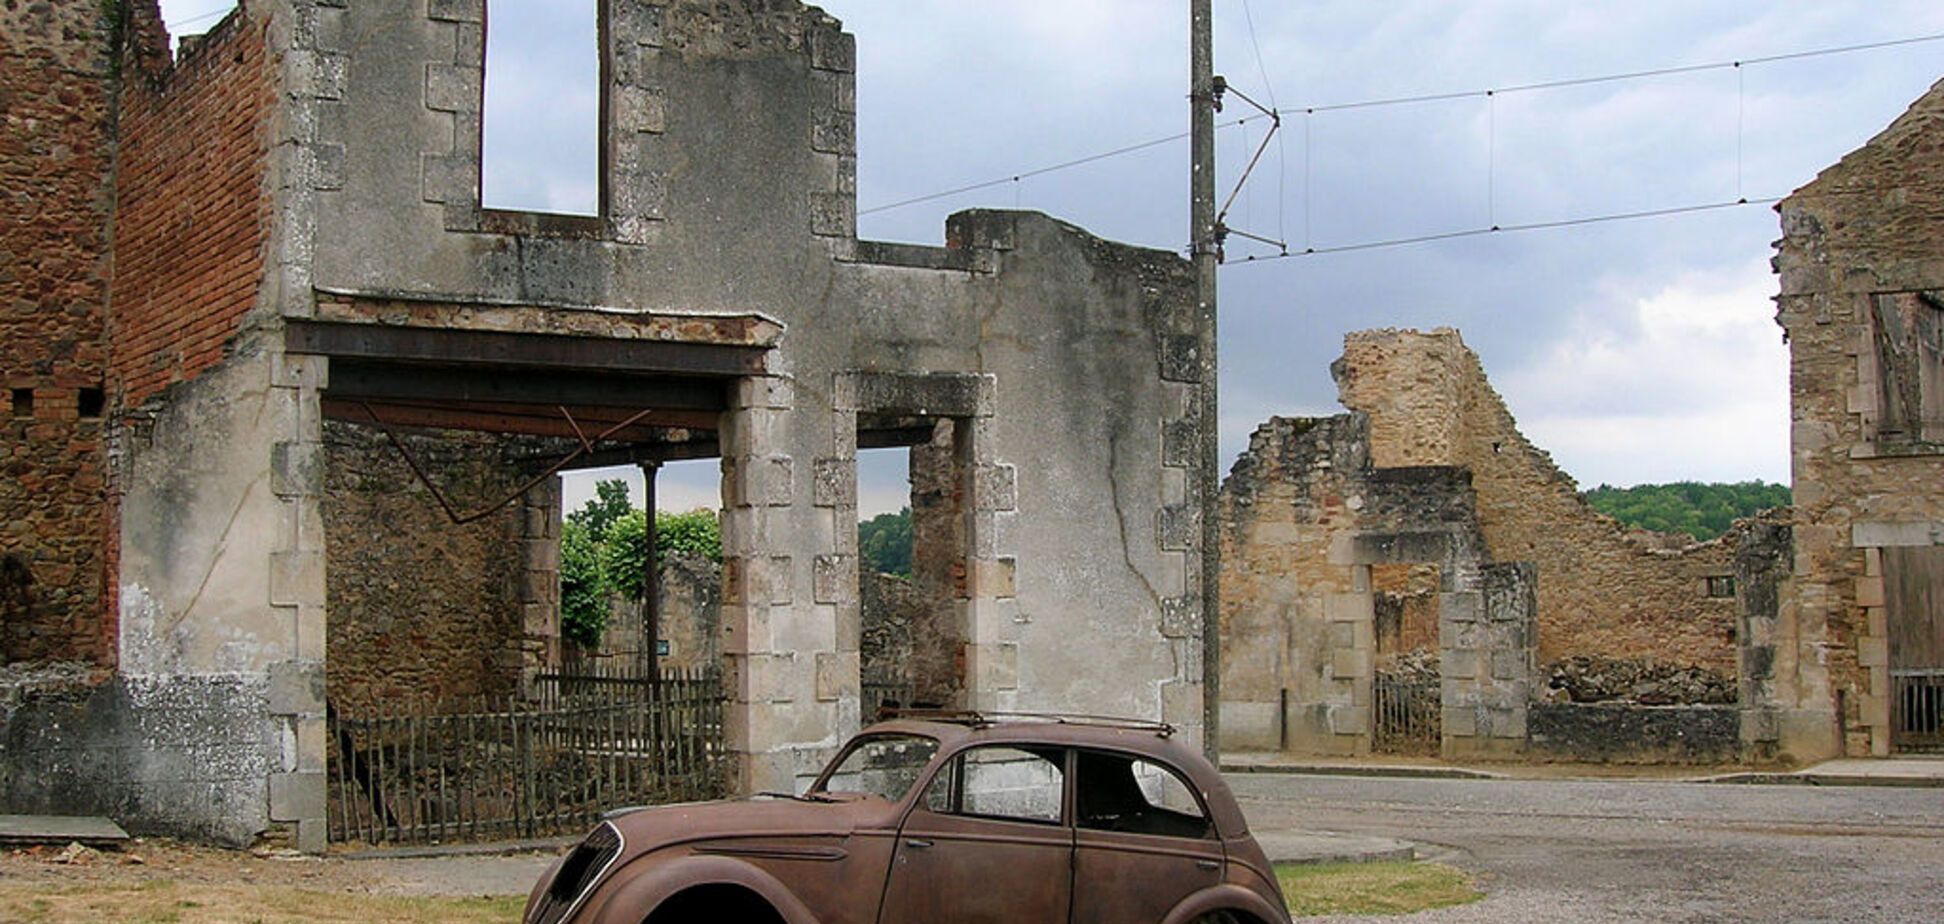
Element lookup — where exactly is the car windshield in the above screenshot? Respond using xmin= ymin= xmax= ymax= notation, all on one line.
xmin=812 ymin=734 xmax=940 ymax=801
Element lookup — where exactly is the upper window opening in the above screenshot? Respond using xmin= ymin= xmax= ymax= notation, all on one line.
xmin=10 ymin=389 xmax=32 ymax=419
xmin=482 ymin=0 xmax=600 ymax=216
xmin=1870 ymin=291 xmax=1944 ymax=447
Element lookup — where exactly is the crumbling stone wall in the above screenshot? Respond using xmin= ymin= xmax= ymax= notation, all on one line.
xmin=1336 ymin=329 xmax=1741 ymax=676
xmin=860 ymin=568 xmax=923 ymax=684
xmin=1372 ymin=563 xmax=1440 ymax=664
xmin=1223 ymin=330 xmax=1766 ymax=761
xmin=1774 ymin=77 xmax=1944 ymax=758
xmin=0 ymin=0 xmax=118 ymax=664
xmin=596 ymin=552 xmax=722 ymax=671
xmin=320 ymin=421 xmax=528 ymax=707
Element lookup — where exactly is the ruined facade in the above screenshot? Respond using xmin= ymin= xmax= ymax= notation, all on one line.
xmin=1 ymin=0 xmax=1209 ymax=850
xmin=1221 ymin=330 xmax=1758 ymax=762
xmin=1773 ymin=77 xmax=1944 ymax=758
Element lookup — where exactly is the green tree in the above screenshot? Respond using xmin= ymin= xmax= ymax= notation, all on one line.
xmin=559 ymin=520 xmax=607 ymax=649
xmin=566 ymin=478 xmax=633 ymax=540
xmin=600 ymin=508 xmax=722 ymax=602
xmin=858 ymin=508 xmax=913 ymax=577
xmin=656 ymin=508 xmax=723 ymax=561
xmin=1582 ymin=481 xmax=1790 ymax=540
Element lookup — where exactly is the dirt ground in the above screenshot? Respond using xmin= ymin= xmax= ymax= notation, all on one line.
xmin=0 ymin=838 xmax=563 ymax=922
xmin=0 ymin=839 xmax=560 ymax=898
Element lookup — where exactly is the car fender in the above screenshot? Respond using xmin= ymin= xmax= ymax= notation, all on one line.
xmin=581 ymin=851 xmax=822 ymax=924
xmin=1161 ymin=882 xmax=1293 ymax=924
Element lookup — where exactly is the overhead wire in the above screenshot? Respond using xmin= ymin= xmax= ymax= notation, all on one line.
xmin=1227 ymin=196 xmax=1785 ymax=264
xmin=857 ymin=29 xmax=1944 ymax=227
xmin=164 ymin=4 xmax=236 ymax=32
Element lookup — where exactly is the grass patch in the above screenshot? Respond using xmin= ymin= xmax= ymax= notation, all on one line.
xmin=1276 ymin=860 xmax=1482 ymax=917
xmin=0 ymin=883 xmax=524 ymax=924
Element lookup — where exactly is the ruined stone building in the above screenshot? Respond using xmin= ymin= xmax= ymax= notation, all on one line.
xmin=1774 ymin=76 xmax=1944 ymax=758
xmin=1 ymin=0 xmax=1210 ymax=850
xmin=1220 ymin=329 xmax=1758 ymax=764
xmin=1221 ymin=77 xmax=1944 ymax=766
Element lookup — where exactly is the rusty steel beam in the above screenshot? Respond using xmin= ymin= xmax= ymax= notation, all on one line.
xmin=324 ymin=360 xmax=727 ymax=412
xmin=287 ymin=319 xmax=767 ymax=377
xmin=545 ymin=438 xmax=726 ymax=470
xmin=320 ymin=398 xmax=716 ymax=440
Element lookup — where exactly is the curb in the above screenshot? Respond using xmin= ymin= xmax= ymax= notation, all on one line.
xmin=1270 ymin=843 xmax=1418 ymax=866
xmin=1697 ymin=772 xmax=1944 ymax=789
xmin=1224 ymin=762 xmax=1944 ymax=789
xmin=1222 ymin=763 xmax=1503 ymax=781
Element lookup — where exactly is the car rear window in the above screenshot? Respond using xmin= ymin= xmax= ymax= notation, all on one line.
xmin=1073 ymin=750 xmax=1212 ymax=839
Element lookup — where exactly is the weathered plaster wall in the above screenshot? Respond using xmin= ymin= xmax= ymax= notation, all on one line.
xmin=1775 ymin=77 xmax=1944 ymax=758
xmin=0 ymin=0 xmax=117 ymax=664
xmin=1335 ymin=329 xmax=1741 ymax=675
xmin=299 ymin=0 xmax=1204 ymax=794
xmin=1 ymin=668 xmax=277 ymax=845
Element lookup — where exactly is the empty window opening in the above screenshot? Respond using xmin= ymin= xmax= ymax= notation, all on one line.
xmin=1870 ymin=291 xmax=1944 ymax=445
xmin=1704 ymin=575 xmax=1736 ymax=599
xmin=482 ymin=0 xmax=600 ymax=216
xmin=9 ymin=389 xmax=32 ymax=419
xmin=858 ymin=417 xmax=972 ymax=717
xmin=78 ymin=387 xmax=105 ymax=419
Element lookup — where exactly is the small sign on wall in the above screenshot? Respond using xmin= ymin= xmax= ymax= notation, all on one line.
xmin=657 ymin=639 xmax=670 ymax=657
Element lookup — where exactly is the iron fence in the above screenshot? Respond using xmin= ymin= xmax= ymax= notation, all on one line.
xmin=1893 ymin=669 xmax=1944 ymax=754
xmin=1373 ymin=672 xmax=1441 ymax=755
xmin=862 ymin=669 xmax=916 ymax=722
xmin=327 ymin=666 xmax=726 ymax=846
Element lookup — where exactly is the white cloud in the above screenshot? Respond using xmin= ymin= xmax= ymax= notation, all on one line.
xmin=1498 ymin=260 xmax=1789 ymax=487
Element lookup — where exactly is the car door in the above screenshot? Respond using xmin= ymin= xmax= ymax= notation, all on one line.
xmin=877 ymin=744 xmax=1073 ymax=924
xmin=1069 ymin=749 xmax=1225 ymax=924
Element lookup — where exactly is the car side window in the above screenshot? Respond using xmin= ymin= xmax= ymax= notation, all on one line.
xmin=921 ymin=745 xmax=1065 ymax=825
xmin=1074 ymin=750 xmax=1212 ymax=839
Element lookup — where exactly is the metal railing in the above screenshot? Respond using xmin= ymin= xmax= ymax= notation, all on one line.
xmin=1372 ymin=672 xmax=1441 ymax=755
xmin=862 ymin=670 xmax=917 ymax=723
xmin=1893 ymin=669 xmax=1944 ymax=754
xmin=327 ymin=666 xmax=725 ymax=845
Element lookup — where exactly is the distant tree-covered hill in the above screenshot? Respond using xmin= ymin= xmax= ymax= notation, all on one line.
xmin=1581 ymin=481 xmax=1790 ymax=541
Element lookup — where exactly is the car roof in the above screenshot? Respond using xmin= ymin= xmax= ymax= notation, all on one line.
xmin=854 ymin=713 xmax=1249 ymax=836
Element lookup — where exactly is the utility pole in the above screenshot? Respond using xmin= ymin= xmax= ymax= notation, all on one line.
xmin=1190 ymin=0 xmax=1221 ymax=762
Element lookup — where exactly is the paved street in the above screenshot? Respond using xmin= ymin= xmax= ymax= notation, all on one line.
xmin=1229 ymin=772 xmax=1944 ymax=923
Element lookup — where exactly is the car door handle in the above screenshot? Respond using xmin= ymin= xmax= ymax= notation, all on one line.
xmin=1195 ymin=859 xmax=1219 ymax=870
xmin=906 ymin=839 xmax=934 ymax=849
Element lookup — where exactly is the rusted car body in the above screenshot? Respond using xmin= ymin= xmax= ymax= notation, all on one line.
xmin=524 ymin=713 xmax=1292 ymax=924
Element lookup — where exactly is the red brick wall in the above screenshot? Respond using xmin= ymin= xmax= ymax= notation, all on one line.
xmin=109 ymin=4 xmax=274 ymax=409
xmin=0 ymin=1 xmax=118 ymax=663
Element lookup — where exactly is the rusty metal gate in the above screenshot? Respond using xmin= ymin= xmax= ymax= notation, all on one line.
xmin=326 ymin=666 xmax=725 ymax=845
xmin=1888 ymin=546 xmax=1944 ymax=753
xmin=1373 ymin=672 xmax=1441 ymax=755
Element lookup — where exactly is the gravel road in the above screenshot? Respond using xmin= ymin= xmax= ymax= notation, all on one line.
xmin=1228 ymin=773 xmax=1944 ymax=923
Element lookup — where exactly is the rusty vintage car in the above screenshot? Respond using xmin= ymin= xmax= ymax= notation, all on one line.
xmin=523 ymin=712 xmax=1292 ymax=924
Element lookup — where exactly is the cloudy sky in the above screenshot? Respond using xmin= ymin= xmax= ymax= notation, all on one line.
xmin=162 ymin=1 xmax=1944 ymax=516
